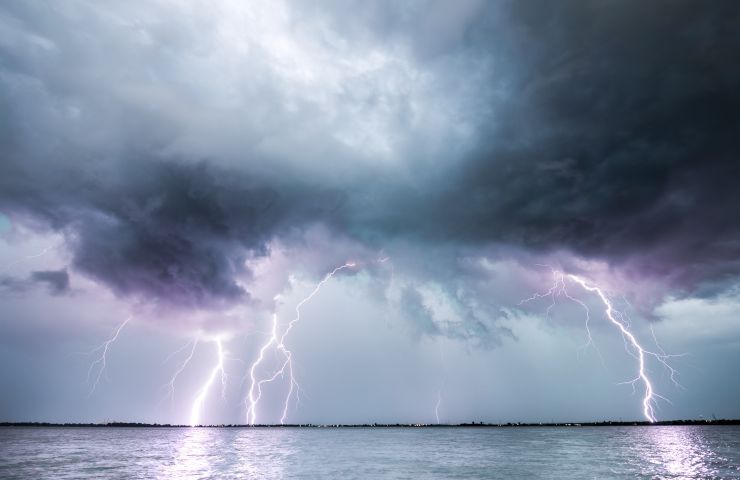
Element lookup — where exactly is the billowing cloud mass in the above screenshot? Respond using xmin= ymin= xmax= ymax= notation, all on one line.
xmin=1 ymin=0 xmax=739 ymax=333
xmin=1 ymin=268 xmax=69 ymax=295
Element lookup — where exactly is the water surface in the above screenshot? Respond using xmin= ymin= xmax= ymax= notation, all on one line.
xmin=1 ymin=426 xmax=740 ymax=479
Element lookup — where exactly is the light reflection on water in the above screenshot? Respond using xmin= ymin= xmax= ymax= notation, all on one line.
xmin=1 ymin=426 xmax=739 ymax=479
xmin=636 ymin=426 xmax=732 ymax=479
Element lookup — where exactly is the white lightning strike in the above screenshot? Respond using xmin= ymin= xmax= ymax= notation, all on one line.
xmin=189 ymin=339 xmax=226 ymax=427
xmin=522 ymin=268 xmax=680 ymax=423
xmin=86 ymin=317 xmax=132 ymax=397
xmin=164 ymin=339 xmax=199 ymax=401
xmin=433 ymin=340 xmax=446 ymax=425
xmin=519 ymin=268 xmax=601 ymax=357
xmin=245 ymin=262 xmax=356 ymax=425
xmin=245 ymin=313 xmax=282 ymax=426
xmin=434 ymin=389 xmax=442 ymax=425
xmin=1 ymin=240 xmax=62 ymax=275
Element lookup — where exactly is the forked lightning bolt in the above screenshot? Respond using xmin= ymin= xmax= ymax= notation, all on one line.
xmin=86 ymin=317 xmax=131 ymax=396
xmin=522 ymin=268 xmax=680 ymax=422
xmin=567 ymin=274 xmax=662 ymax=422
xmin=190 ymin=339 xmax=226 ymax=426
xmin=164 ymin=339 xmax=199 ymax=401
xmin=246 ymin=262 xmax=355 ymax=425
xmin=245 ymin=313 xmax=282 ymax=425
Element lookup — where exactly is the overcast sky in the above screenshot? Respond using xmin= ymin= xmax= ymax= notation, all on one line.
xmin=1 ymin=0 xmax=739 ymax=425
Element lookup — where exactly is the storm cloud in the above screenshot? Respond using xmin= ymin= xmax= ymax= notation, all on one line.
xmin=1 ymin=0 xmax=739 ymax=317
xmin=30 ymin=268 xmax=69 ymax=295
xmin=0 ymin=269 xmax=69 ymax=295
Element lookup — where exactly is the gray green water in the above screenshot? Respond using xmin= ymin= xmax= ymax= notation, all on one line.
xmin=1 ymin=426 xmax=739 ymax=479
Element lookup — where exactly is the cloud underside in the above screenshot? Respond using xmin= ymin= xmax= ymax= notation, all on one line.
xmin=1 ymin=0 xmax=739 ymax=314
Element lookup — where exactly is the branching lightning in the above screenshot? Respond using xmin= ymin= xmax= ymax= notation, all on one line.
xmin=522 ymin=268 xmax=681 ymax=422
xmin=245 ymin=262 xmax=356 ymax=425
xmin=80 ymin=261 xmax=356 ymax=425
xmin=86 ymin=316 xmax=132 ymax=397
xmin=189 ymin=339 xmax=226 ymax=426
xmin=245 ymin=313 xmax=282 ymax=426
xmin=164 ymin=339 xmax=199 ymax=401
xmin=567 ymin=274 xmax=662 ymax=422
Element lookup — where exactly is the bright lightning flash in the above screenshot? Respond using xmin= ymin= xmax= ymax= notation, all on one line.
xmin=522 ymin=269 xmax=680 ymax=423
xmin=189 ymin=339 xmax=226 ymax=427
xmin=86 ymin=316 xmax=131 ymax=396
xmin=246 ymin=262 xmax=355 ymax=425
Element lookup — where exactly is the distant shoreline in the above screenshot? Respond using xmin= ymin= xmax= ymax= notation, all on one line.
xmin=2 ymin=419 xmax=739 ymax=428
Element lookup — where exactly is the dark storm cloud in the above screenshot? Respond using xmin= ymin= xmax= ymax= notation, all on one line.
xmin=0 ymin=269 xmax=68 ymax=295
xmin=1 ymin=0 xmax=739 ymax=314
xmin=30 ymin=269 xmax=69 ymax=295
xmin=360 ymin=0 xmax=740 ymax=294
xmin=0 ymin=151 xmax=344 ymax=309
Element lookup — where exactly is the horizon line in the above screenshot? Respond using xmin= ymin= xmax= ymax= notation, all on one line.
xmin=2 ymin=419 xmax=739 ymax=428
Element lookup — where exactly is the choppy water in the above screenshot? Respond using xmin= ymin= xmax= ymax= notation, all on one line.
xmin=1 ymin=426 xmax=739 ymax=479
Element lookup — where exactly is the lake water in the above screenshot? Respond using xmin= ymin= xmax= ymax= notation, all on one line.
xmin=1 ymin=426 xmax=740 ymax=479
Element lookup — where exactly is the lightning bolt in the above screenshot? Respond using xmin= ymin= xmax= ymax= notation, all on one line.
xmin=566 ymin=274 xmax=662 ymax=422
xmin=189 ymin=339 xmax=226 ymax=427
xmin=522 ymin=268 xmax=680 ymax=423
xmin=434 ymin=389 xmax=442 ymax=425
xmin=245 ymin=262 xmax=356 ymax=425
xmin=1 ymin=240 xmax=62 ymax=275
xmin=433 ymin=340 xmax=446 ymax=425
xmin=164 ymin=339 xmax=199 ymax=401
xmin=519 ymin=267 xmax=603 ymax=359
xmin=245 ymin=313 xmax=281 ymax=426
xmin=86 ymin=316 xmax=131 ymax=396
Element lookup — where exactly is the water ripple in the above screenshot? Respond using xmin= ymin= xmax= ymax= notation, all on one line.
xmin=1 ymin=426 xmax=739 ymax=479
